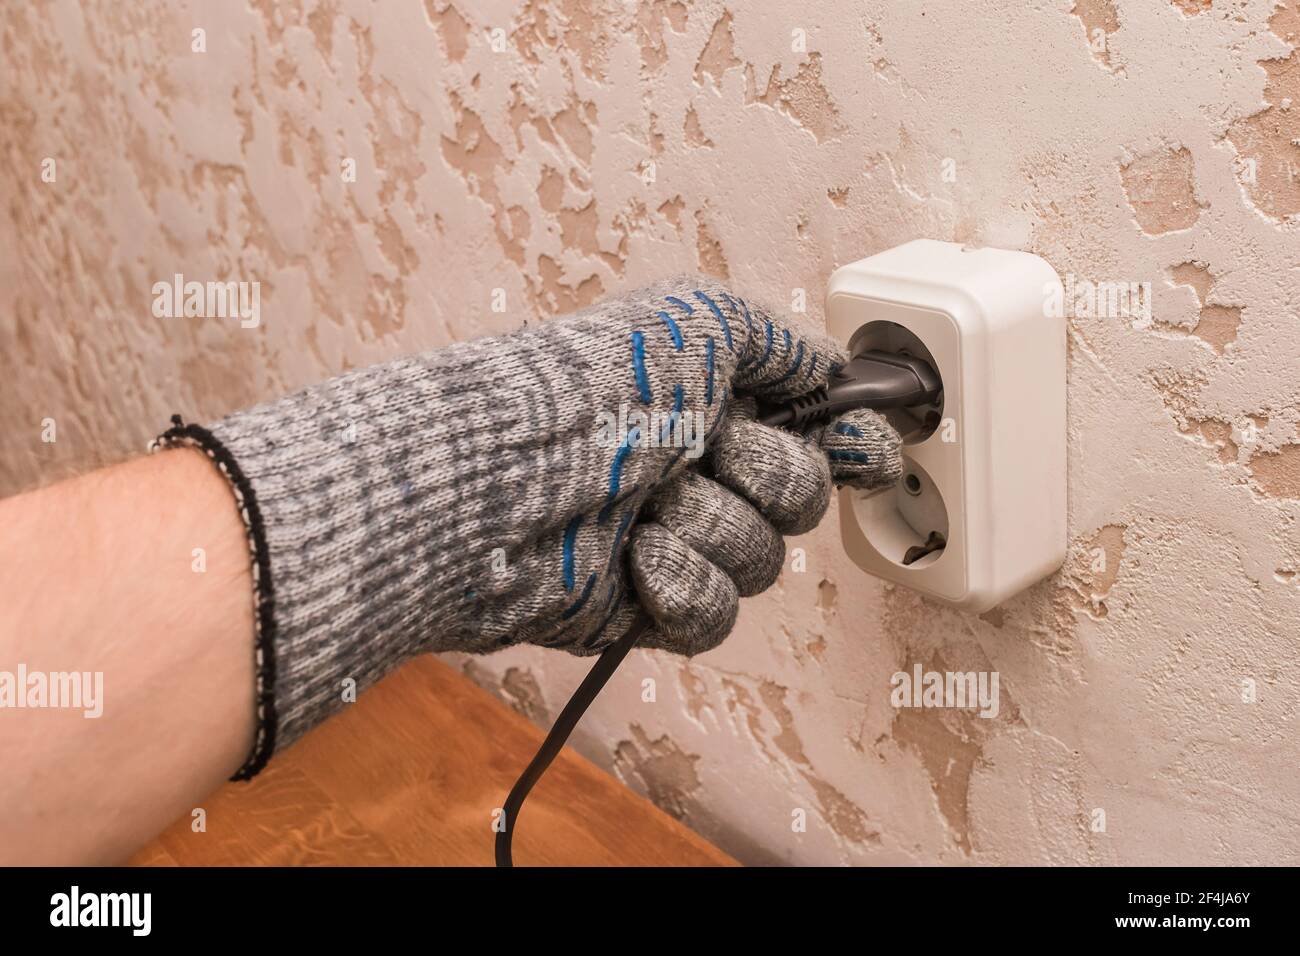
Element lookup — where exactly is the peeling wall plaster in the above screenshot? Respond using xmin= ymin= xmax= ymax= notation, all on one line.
xmin=2 ymin=0 xmax=1299 ymax=864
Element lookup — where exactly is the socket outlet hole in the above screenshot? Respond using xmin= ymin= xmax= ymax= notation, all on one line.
xmin=852 ymin=458 xmax=949 ymax=570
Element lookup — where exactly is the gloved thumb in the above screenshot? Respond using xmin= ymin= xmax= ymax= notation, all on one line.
xmin=818 ymin=407 xmax=904 ymax=490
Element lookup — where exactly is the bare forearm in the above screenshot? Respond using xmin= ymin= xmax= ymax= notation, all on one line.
xmin=0 ymin=448 xmax=254 ymax=864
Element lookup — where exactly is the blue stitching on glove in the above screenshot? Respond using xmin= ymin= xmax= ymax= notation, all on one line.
xmin=631 ymin=331 xmax=652 ymax=403
xmin=601 ymin=480 xmax=639 ymax=526
xmin=608 ymin=429 xmax=639 ymax=496
xmin=705 ymin=337 xmax=716 ymax=405
xmin=664 ymin=295 xmax=694 ymax=315
xmin=602 ymin=427 xmax=639 ymax=520
xmin=657 ymin=310 xmax=684 ymax=351
xmin=562 ymin=515 xmax=582 ymax=591
xmin=561 ymin=572 xmax=597 ymax=619
xmin=658 ymin=383 xmax=684 ymax=443
xmin=829 ymin=450 xmax=871 ymax=464
xmin=746 ymin=319 xmax=774 ymax=372
xmin=835 ymin=422 xmax=865 ymax=438
xmin=768 ymin=339 xmax=805 ymax=387
xmin=693 ymin=290 xmax=733 ymax=351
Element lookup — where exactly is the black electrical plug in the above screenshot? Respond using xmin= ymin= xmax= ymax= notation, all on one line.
xmin=758 ymin=349 xmax=942 ymax=429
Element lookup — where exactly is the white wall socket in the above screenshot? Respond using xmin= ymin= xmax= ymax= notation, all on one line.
xmin=826 ymin=239 xmax=1066 ymax=613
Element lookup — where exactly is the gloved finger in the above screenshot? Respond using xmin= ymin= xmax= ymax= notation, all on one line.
xmin=709 ymin=395 xmax=832 ymax=536
xmin=647 ymin=469 xmax=784 ymax=597
xmin=629 ymin=522 xmax=739 ymax=656
xmin=820 ymin=407 xmax=905 ymax=490
xmin=730 ymin=296 xmax=847 ymax=401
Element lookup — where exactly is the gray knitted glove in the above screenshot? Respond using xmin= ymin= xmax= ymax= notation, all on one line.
xmin=154 ymin=277 xmax=900 ymax=775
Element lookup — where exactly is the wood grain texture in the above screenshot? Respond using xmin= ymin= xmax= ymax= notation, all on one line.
xmin=129 ymin=656 xmax=735 ymax=867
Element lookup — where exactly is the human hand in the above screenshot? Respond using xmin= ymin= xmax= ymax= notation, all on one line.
xmin=158 ymin=276 xmax=901 ymax=766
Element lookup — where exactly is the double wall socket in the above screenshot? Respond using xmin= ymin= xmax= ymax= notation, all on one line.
xmin=826 ymin=239 xmax=1066 ymax=613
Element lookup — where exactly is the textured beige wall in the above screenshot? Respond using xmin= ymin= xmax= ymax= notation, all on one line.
xmin=3 ymin=0 xmax=1299 ymax=864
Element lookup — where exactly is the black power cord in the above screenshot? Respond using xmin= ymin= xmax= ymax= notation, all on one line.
xmin=494 ymin=348 xmax=942 ymax=866
xmin=495 ymin=612 xmax=652 ymax=866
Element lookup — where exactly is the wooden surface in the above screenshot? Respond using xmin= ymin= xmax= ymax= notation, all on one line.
xmin=129 ymin=656 xmax=735 ymax=867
